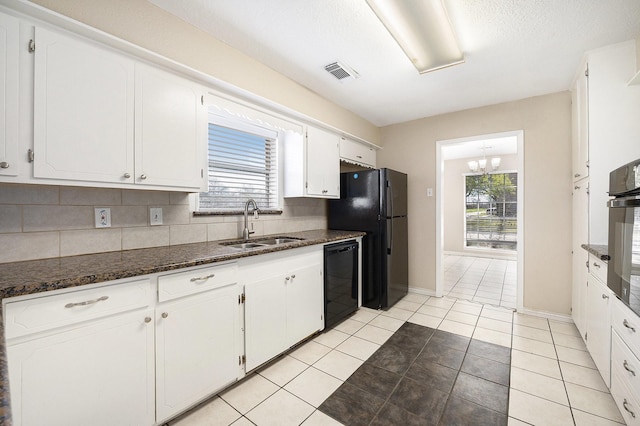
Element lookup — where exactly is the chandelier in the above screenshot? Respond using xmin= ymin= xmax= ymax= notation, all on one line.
xmin=468 ymin=145 xmax=500 ymax=174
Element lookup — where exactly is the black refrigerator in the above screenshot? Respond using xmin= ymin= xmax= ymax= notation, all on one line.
xmin=328 ymin=168 xmax=408 ymax=310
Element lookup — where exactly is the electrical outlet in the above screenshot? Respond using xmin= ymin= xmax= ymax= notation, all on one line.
xmin=95 ymin=208 xmax=111 ymax=228
xmin=150 ymin=207 xmax=163 ymax=226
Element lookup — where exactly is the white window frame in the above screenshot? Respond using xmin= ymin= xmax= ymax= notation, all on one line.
xmin=199 ymin=115 xmax=280 ymax=212
xmin=196 ymin=93 xmax=303 ymax=213
xmin=463 ymin=170 xmax=518 ymax=251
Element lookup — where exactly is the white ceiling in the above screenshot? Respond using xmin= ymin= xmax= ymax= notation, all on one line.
xmin=150 ymin=0 xmax=640 ymax=127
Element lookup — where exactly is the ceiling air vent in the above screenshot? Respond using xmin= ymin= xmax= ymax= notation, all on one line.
xmin=324 ymin=61 xmax=359 ymax=81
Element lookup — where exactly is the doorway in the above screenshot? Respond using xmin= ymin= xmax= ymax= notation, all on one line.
xmin=435 ymin=131 xmax=524 ymax=311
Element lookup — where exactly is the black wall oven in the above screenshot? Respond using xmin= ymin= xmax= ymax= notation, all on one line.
xmin=607 ymin=158 xmax=640 ymax=315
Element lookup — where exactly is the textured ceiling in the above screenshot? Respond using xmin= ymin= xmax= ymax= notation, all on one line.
xmin=149 ymin=0 xmax=640 ymax=127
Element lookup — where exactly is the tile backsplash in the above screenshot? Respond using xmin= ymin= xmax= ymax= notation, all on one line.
xmin=0 ymin=183 xmax=327 ymax=264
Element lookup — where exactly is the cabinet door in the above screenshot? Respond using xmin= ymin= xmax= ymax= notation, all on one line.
xmin=586 ymin=275 xmax=612 ymax=386
xmin=244 ymin=274 xmax=287 ymax=371
xmin=8 ymin=309 xmax=155 ymax=426
xmin=572 ymin=64 xmax=589 ymax=182
xmin=0 ymin=12 xmax=18 ymax=177
xmin=306 ymin=126 xmax=340 ymax=198
xmin=33 ymin=27 xmax=135 ymax=183
xmin=286 ymin=262 xmax=324 ymax=347
xmin=572 ymin=181 xmax=589 ymax=338
xmin=135 ymin=64 xmax=206 ymax=190
xmin=155 ymin=283 xmax=240 ymax=422
xmin=339 ymin=137 xmax=376 ymax=168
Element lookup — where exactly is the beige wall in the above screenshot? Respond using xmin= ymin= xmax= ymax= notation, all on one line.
xmin=28 ymin=0 xmax=380 ymax=144
xmin=637 ymin=35 xmax=640 ymax=71
xmin=0 ymin=183 xmax=326 ymax=264
xmin=377 ymin=92 xmax=572 ymax=315
xmin=443 ymin=155 xmax=518 ymax=253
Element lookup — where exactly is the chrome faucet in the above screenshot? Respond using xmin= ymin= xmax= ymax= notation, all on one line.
xmin=243 ymin=198 xmax=259 ymax=241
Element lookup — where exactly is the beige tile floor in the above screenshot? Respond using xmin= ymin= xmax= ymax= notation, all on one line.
xmin=170 ymin=293 xmax=624 ymax=426
xmin=443 ymin=254 xmax=517 ymax=309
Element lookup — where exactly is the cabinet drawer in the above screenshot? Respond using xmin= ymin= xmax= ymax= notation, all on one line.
xmin=589 ymin=253 xmax=608 ymax=285
xmin=5 ymin=279 xmax=151 ymax=339
xmin=613 ymin=331 xmax=640 ymax=399
xmin=613 ymin=297 xmax=640 ymax=356
xmin=158 ymin=262 xmax=237 ymax=302
xmin=612 ymin=369 xmax=640 ymax=425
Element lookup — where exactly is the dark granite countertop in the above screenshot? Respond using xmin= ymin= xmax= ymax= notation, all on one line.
xmin=0 ymin=229 xmax=365 ymax=425
xmin=581 ymin=244 xmax=609 ymax=262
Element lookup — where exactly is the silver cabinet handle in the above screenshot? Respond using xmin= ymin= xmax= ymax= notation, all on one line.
xmin=624 ymin=399 xmax=636 ymax=418
xmin=593 ymin=262 xmax=601 ymax=269
xmin=356 ymin=155 xmax=362 ymax=159
xmin=291 ymin=274 xmax=296 ymax=279
xmin=574 ymin=173 xmax=581 ymax=178
xmin=0 ymin=162 xmax=9 ymax=169
xmin=190 ymin=273 xmax=215 ymax=282
xmin=574 ymin=186 xmax=580 ymax=190
xmin=285 ymin=276 xmax=290 ymax=281
xmin=624 ymin=360 xmax=636 ymax=376
xmin=140 ymin=174 xmax=147 ymax=180
xmin=65 ymin=295 xmax=109 ymax=308
xmin=144 ymin=317 xmax=152 ymax=324
xmin=162 ymin=312 xmax=168 ymax=319
xmin=624 ymin=319 xmax=636 ymax=332
xmin=602 ymin=294 xmax=609 ymax=299
xmin=123 ymin=172 xmax=131 ymax=179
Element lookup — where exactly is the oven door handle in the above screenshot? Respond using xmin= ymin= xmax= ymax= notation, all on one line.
xmin=608 ymin=197 xmax=640 ymax=208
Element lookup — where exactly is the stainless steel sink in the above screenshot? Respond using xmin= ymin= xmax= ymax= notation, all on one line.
xmin=221 ymin=236 xmax=304 ymax=249
xmin=257 ymin=238 xmax=302 ymax=245
xmin=224 ymin=242 xmax=267 ymax=249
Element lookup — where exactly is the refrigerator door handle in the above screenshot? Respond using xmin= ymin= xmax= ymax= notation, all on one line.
xmin=387 ymin=181 xmax=393 ymax=254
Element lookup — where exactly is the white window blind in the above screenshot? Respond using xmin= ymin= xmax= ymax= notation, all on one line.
xmin=199 ymin=124 xmax=278 ymax=210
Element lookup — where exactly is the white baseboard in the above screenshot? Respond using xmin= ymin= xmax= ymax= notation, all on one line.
xmin=444 ymin=250 xmax=517 ymax=261
xmin=517 ymin=307 xmax=573 ymax=323
xmin=408 ymin=287 xmax=436 ymax=297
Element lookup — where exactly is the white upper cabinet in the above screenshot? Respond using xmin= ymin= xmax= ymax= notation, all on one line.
xmin=0 ymin=12 xmax=19 ymax=177
xmin=31 ymin=26 xmax=206 ymax=191
xmin=571 ymin=61 xmax=589 ymax=182
xmin=306 ymin=126 xmax=340 ymax=197
xmin=582 ymin=41 xmax=640 ymax=244
xmin=284 ymin=125 xmax=340 ymax=198
xmin=135 ymin=64 xmax=206 ymax=190
xmin=339 ymin=137 xmax=376 ymax=168
xmin=33 ymin=26 xmax=135 ymax=184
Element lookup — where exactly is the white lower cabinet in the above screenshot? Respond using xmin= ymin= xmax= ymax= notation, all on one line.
xmin=5 ymin=247 xmax=328 ymax=425
xmin=611 ymin=298 xmax=640 ymax=424
xmin=243 ymin=247 xmax=324 ymax=371
xmin=6 ymin=279 xmax=155 ymax=426
xmin=155 ymin=281 xmax=241 ymax=422
xmin=571 ymin=180 xmax=589 ymax=338
xmin=585 ymin=267 xmax=612 ymax=387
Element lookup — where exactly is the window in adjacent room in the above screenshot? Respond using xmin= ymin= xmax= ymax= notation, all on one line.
xmin=198 ymin=122 xmax=279 ymax=211
xmin=465 ymin=172 xmax=517 ymax=250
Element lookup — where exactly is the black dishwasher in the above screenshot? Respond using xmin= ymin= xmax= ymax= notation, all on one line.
xmin=324 ymin=240 xmax=359 ymax=329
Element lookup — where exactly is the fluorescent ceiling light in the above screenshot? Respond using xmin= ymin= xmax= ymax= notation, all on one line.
xmin=366 ymin=0 xmax=464 ymax=74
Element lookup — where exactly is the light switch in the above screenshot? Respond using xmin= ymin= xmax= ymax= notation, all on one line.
xmin=95 ymin=208 xmax=111 ymax=228
xmin=150 ymin=208 xmax=163 ymax=226
xmin=427 ymin=188 xmax=433 ymax=197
